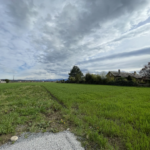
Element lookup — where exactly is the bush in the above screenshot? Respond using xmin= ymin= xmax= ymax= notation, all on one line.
xmin=4 ymin=79 xmax=10 ymax=83
xmin=91 ymin=74 xmax=97 ymax=84
xmin=97 ymin=75 xmax=102 ymax=84
xmin=80 ymin=76 xmax=86 ymax=83
xmin=117 ymin=77 xmax=127 ymax=82
xmin=85 ymin=73 xmax=93 ymax=83
xmin=127 ymin=76 xmax=132 ymax=81
xmin=108 ymin=80 xmax=138 ymax=86
xmin=106 ymin=77 xmax=138 ymax=86
xmin=102 ymin=78 xmax=108 ymax=84
xmin=85 ymin=73 xmax=102 ymax=84
xmin=69 ymin=77 xmax=76 ymax=83
xmin=67 ymin=72 xmax=138 ymax=86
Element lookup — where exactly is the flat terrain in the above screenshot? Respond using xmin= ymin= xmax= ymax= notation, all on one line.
xmin=0 ymin=83 xmax=150 ymax=150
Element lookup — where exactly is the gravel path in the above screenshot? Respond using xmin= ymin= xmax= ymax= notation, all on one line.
xmin=0 ymin=131 xmax=84 ymax=150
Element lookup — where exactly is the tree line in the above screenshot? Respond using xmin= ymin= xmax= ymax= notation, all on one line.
xmin=58 ymin=62 xmax=150 ymax=86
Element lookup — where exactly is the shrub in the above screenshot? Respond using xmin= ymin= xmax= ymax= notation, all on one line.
xmin=127 ymin=76 xmax=132 ymax=81
xmin=96 ymin=75 xmax=102 ymax=84
xmin=85 ymin=73 xmax=102 ymax=84
xmin=75 ymin=73 xmax=81 ymax=83
xmin=69 ymin=77 xmax=76 ymax=83
xmin=91 ymin=74 xmax=97 ymax=84
xmin=102 ymin=78 xmax=108 ymax=84
xmin=111 ymin=80 xmax=138 ymax=86
xmin=80 ymin=76 xmax=86 ymax=83
xmin=4 ymin=79 xmax=10 ymax=83
xmin=85 ymin=73 xmax=93 ymax=83
xmin=117 ymin=77 xmax=127 ymax=81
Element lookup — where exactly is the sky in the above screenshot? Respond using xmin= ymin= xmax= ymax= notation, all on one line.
xmin=0 ymin=0 xmax=150 ymax=80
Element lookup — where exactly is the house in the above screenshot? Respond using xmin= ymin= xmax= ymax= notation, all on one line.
xmin=142 ymin=77 xmax=150 ymax=84
xmin=106 ymin=69 xmax=143 ymax=82
xmin=0 ymin=80 xmax=6 ymax=83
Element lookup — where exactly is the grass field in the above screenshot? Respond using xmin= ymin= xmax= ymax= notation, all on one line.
xmin=0 ymin=84 xmax=66 ymax=146
xmin=0 ymin=83 xmax=150 ymax=150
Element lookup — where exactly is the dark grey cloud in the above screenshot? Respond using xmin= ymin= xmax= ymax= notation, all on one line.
xmin=81 ymin=0 xmax=148 ymax=31
xmin=5 ymin=0 xmax=38 ymax=28
xmin=79 ymin=55 xmax=149 ymax=74
xmin=41 ymin=0 xmax=150 ymax=64
xmin=57 ymin=0 xmax=149 ymax=36
xmin=78 ymin=47 xmax=150 ymax=65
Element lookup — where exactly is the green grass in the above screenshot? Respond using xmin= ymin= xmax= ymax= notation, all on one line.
xmin=0 ymin=85 xmax=52 ymax=133
xmin=0 ymin=83 xmax=150 ymax=149
xmin=0 ymin=84 xmax=66 ymax=146
xmin=42 ymin=83 xmax=150 ymax=150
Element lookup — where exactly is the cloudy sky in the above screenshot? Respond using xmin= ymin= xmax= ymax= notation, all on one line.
xmin=0 ymin=0 xmax=150 ymax=80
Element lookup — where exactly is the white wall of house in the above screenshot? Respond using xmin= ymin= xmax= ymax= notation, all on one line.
xmin=0 ymin=80 xmax=6 ymax=83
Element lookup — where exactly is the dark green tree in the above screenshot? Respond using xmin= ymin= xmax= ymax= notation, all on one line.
xmin=4 ymin=79 xmax=10 ymax=83
xmin=127 ymin=75 xmax=132 ymax=81
xmin=85 ymin=73 xmax=102 ymax=84
xmin=75 ymin=73 xmax=81 ymax=83
xmin=68 ymin=66 xmax=83 ymax=82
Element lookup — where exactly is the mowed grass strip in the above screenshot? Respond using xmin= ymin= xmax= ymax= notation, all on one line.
xmin=42 ymin=83 xmax=150 ymax=150
xmin=0 ymin=84 xmax=66 ymax=146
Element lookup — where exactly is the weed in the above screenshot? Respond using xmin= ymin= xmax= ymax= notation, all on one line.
xmin=50 ymin=128 xmax=59 ymax=133
xmin=24 ymin=134 xmax=28 ymax=139
xmin=11 ymin=141 xmax=15 ymax=144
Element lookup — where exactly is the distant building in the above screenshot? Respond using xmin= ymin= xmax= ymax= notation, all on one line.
xmin=106 ymin=69 xmax=143 ymax=82
xmin=0 ymin=80 xmax=6 ymax=83
xmin=142 ymin=77 xmax=150 ymax=84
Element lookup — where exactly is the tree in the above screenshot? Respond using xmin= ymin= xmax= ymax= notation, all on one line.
xmin=69 ymin=76 xmax=76 ymax=83
xmin=68 ymin=66 xmax=83 ymax=79
xmin=85 ymin=73 xmax=102 ymax=84
xmin=85 ymin=73 xmax=92 ymax=83
xmin=139 ymin=62 xmax=150 ymax=78
xmin=127 ymin=76 xmax=132 ymax=81
xmin=4 ymin=79 xmax=10 ymax=83
xmin=99 ymin=71 xmax=106 ymax=79
xmin=75 ymin=73 xmax=81 ymax=83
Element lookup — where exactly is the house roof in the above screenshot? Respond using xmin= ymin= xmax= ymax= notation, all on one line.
xmin=109 ymin=71 xmax=142 ymax=79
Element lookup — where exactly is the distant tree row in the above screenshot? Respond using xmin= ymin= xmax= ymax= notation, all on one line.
xmin=62 ymin=62 xmax=150 ymax=86
xmin=67 ymin=66 xmax=108 ymax=84
xmin=66 ymin=66 xmax=137 ymax=86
